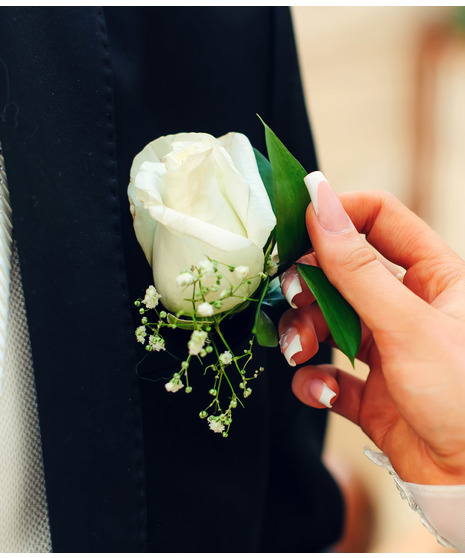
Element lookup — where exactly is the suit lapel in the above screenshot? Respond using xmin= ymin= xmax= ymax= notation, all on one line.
xmin=0 ymin=7 xmax=146 ymax=551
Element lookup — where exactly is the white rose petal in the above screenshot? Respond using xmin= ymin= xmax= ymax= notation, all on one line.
xmin=128 ymin=132 xmax=276 ymax=315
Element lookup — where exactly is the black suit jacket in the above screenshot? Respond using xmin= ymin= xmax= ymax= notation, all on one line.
xmin=0 ymin=7 xmax=343 ymax=552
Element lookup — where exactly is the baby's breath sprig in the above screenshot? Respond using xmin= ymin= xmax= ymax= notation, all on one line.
xmin=134 ymin=256 xmax=275 ymax=436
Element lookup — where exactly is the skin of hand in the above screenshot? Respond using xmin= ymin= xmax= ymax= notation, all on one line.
xmin=279 ymin=171 xmax=465 ymax=486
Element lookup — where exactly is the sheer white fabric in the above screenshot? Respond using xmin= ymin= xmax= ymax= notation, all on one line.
xmin=365 ymin=448 xmax=465 ymax=552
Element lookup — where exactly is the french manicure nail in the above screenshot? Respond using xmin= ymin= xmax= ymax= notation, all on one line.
xmin=307 ymin=379 xmax=337 ymax=408
xmin=279 ymin=329 xmax=302 ymax=367
xmin=304 ymin=171 xmax=325 ymax=215
xmin=284 ymin=274 xmax=302 ymax=308
xmin=304 ymin=171 xmax=353 ymax=234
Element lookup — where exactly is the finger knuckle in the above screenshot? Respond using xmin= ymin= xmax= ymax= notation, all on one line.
xmin=367 ymin=189 xmax=398 ymax=207
xmin=340 ymin=242 xmax=378 ymax=275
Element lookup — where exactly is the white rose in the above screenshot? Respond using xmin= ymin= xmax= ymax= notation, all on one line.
xmin=128 ymin=132 xmax=276 ymax=315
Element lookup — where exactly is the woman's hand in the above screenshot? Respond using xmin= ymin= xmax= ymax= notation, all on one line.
xmin=279 ymin=172 xmax=465 ymax=486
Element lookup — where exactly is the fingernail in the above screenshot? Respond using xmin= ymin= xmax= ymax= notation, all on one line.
xmin=307 ymin=379 xmax=337 ymax=408
xmin=304 ymin=171 xmax=353 ymax=234
xmin=279 ymin=328 xmax=302 ymax=367
xmin=283 ymin=274 xmax=302 ymax=308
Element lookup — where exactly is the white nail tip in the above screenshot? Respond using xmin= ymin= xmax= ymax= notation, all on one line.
xmin=319 ymin=384 xmax=337 ymax=408
xmin=283 ymin=334 xmax=302 ymax=367
xmin=304 ymin=171 xmax=328 ymax=215
xmin=284 ymin=275 xmax=302 ymax=308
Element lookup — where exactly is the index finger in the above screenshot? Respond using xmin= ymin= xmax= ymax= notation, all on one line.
xmin=338 ymin=190 xmax=457 ymax=271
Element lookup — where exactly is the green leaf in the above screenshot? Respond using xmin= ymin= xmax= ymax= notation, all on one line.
xmin=256 ymin=117 xmax=360 ymax=360
xmin=252 ymin=276 xmax=278 ymax=347
xmin=253 ymin=309 xmax=278 ymax=347
xmin=253 ymin=147 xmax=275 ymax=213
xmin=296 ymin=264 xmax=361 ymax=365
xmin=258 ymin=116 xmax=310 ymax=270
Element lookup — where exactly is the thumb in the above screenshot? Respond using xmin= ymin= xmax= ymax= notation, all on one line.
xmin=303 ymin=172 xmax=421 ymax=334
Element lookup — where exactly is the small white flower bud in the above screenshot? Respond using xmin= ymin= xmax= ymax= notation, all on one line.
xmin=135 ymin=326 xmax=146 ymax=344
xmin=197 ymin=302 xmax=214 ymax=317
xmin=207 ymin=416 xmax=225 ymax=433
xmin=165 ymin=377 xmax=184 ymax=393
xmin=188 ymin=329 xmax=208 ymax=355
xmin=219 ymin=351 xmax=233 ymax=366
xmin=234 ymin=265 xmax=249 ymax=280
xmin=148 ymin=335 xmax=165 ymax=352
xmin=176 ymin=271 xmax=195 ymax=287
xmin=265 ymin=256 xmax=278 ymax=277
xmin=143 ymin=285 xmax=162 ymax=309
xmin=198 ymin=259 xmax=216 ymax=276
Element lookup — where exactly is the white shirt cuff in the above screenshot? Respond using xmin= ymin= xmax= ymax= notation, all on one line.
xmin=365 ymin=448 xmax=465 ymax=552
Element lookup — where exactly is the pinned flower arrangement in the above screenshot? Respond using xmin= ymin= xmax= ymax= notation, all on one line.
xmin=128 ymin=118 xmax=361 ymax=436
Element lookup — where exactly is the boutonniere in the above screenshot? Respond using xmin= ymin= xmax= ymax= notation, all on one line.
xmin=128 ymin=118 xmax=361 ymax=436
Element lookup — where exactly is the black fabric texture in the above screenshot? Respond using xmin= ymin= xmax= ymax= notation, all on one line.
xmin=0 ymin=6 xmax=344 ymax=552
xmin=0 ymin=7 xmax=146 ymax=552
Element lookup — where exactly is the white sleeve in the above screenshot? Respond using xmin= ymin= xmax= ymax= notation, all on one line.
xmin=365 ymin=448 xmax=465 ymax=552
